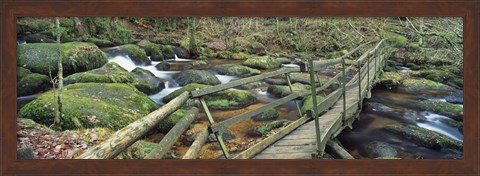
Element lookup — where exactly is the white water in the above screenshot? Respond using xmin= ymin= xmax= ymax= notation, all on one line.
xmin=416 ymin=111 xmax=463 ymax=142
xmin=398 ymin=66 xmax=411 ymax=72
xmin=281 ymin=64 xmax=300 ymax=68
xmin=17 ymin=39 xmax=26 ymax=45
xmin=164 ymin=54 xmax=193 ymax=62
xmin=215 ymin=75 xmax=239 ymax=84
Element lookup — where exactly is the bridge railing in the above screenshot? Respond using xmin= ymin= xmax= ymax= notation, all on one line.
xmin=77 ymin=39 xmax=392 ymax=160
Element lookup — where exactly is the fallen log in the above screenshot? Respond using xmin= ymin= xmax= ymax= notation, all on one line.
xmin=182 ymin=127 xmax=209 ymax=159
xmin=77 ymin=91 xmax=190 ymax=159
xmin=145 ymin=107 xmax=199 ymax=159
xmin=326 ymin=140 xmax=355 ymax=159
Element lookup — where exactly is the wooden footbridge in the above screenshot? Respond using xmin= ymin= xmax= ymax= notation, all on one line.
xmin=78 ymin=39 xmax=394 ymax=159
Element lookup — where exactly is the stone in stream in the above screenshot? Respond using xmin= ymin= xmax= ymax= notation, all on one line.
xmin=206 ymin=129 xmax=236 ymax=143
xmin=24 ymin=33 xmax=55 ymax=43
xmin=155 ymin=62 xmax=171 ymax=71
xmin=173 ymin=47 xmax=191 ymax=59
xmin=251 ymin=108 xmax=279 ymax=121
xmin=267 ymin=83 xmax=310 ymax=98
xmin=383 ymin=124 xmax=463 ymax=151
xmin=131 ymin=67 xmax=165 ymax=95
xmin=445 ymin=91 xmax=463 ymax=104
xmin=365 ymin=102 xmax=394 ymax=113
xmin=417 ymin=99 xmax=463 ymax=122
xmin=243 ymin=56 xmax=281 ymax=69
xmin=213 ymin=64 xmax=261 ymax=77
xmin=378 ymin=72 xmax=403 ymax=88
xmin=174 ymin=70 xmax=221 ymax=86
xmin=17 ymin=72 xmax=50 ymax=96
xmin=108 ymin=44 xmax=151 ymax=65
xmin=264 ymin=78 xmax=287 ymax=85
xmin=364 ymin=141 xmax=398 ymax=158
xmin=401 ymin=78 xmax=453 ymax=91
xmin=136 ymin=40 xmax=164 ymax=61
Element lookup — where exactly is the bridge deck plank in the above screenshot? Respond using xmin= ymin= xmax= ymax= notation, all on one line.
xmin=252 ymin=55 xmax=380 ymax=159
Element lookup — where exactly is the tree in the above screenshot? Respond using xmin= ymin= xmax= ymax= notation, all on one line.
xmin=52 ymin=17 xmax=64 ymax=130
xmin=187 ymin=17 xmax=199 ymax=58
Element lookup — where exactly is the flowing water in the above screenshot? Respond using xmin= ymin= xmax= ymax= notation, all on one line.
xmin=337 ymin=87 xmax=463 ymax=159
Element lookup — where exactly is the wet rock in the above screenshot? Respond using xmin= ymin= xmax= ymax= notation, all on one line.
xmin=365 ymin=102 xmax=394 ymax=113
xmin=417 ymin=100 xmax=463 ymax=122
xmin=173 ymin=47 xmax=190 ymax=59
xmin=17 ymin=42 xmax=107 ymax=75
xmin=213 ymin=64 xmax=261 ymax=77
xmin=182 ymin=134 xmax=196 ymax=146
xmin=112 ymin=44 xmax=151 ymax=65
xmin=17 ymin=73 xmax=50 ymax=96
xmin=247 ymin=41 xmax=267 ymax=55
xmin=85 ymin=38 xmax=114 ymax=47
xmin=402 ymin=110 xmax=426 ymax=123
xmin=131 ymin=67 xmax=165 ymax=95
xmin=364 ymin=141 xmax=398 ymax=158
xmin=267 ymin=83 xmax=310 ymax=98
xmin=301 ymin=95 xmax=326 ymax=114
xmin=289 ymin=72 xmax=329 ymax=85
xmin=243 ymin=56 xmax=281 ymax=69
xmin=18 ymin=83 xmax=159 ymax=130
xmin=276 ymin=57 xmax=291 ymax=64
xmin=236 ymin=81 xmax=262 ymax=90
xmin=25 ymin=34 xmax=55 ymax=43
xmin=174 ymin=70 xmax=221 ymax=86
xmin=231 ymin=52 xmax=250 ymax=60
xmin=251 ymin=108 xmax=279 ymax=121
xmin=378 ymin=72 xmax=403 ymax=88
xmin=384 ymin=124 xmax=463 ymax=151
xmin=137 ymin=40 xmax=163 ymax=61
xmin=158 ymin=109 xmax=188 ymax=133
xmin=155 ymin=62 xmax=171 ymax=71
xmin=445 ymin=91 xmax=463 ymax=104
xmin=161 ymin=45 xmax=175 ymax=59
xmin=264 ymin=78 xmax=287 ymax=85
xmin=402 ymin=78 xmax=452 ymax=91
xmin=207 ymin=130 xmax=236 ymax=143
xmin=63 ymin=62 xmax=134 ymax=85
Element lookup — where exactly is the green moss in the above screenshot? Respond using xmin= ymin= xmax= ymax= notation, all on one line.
xmin=174 ymin=70 xmax=221 ymax=86
xmin=162 ymin=83 xmax=256 ymax=109
xmin=247 ymin=42 xmax=266 ymax=55
xmin=231 ymin=52 xmax=250 ymax=60
xmin=117 ymin=44 xmax=150 ymax=65
xmin=384 ymin=124 xmax=462 ymax=151
xmin=256 ymin=120 xmax=289 ymax=135
xmin=116 ymin=140 xmax=158 ymax=159
xmin=18 ymin=83 xmax=158 ymax=130
xmin=267 ymin=83 xmax=310 ymax=98
xmin=301 ymin=95 xmax=326 ymax=114
xmin=85 ymin=38 xmax=113 ymax=47
xmin=17 ymin=18 xmax=53 ymax=35
xmin=17 ymin=67 xmax=32 ymax=81
xmin=243 ymin=56 xmax=281 ymax=69
xmin=419 ymin=100 xmax=463 ymax=122
xmin=378 ymin=72 xmax=403 ymax=88
xmin=384 ymin=32 xmax=408 ymax=48
xmin=17 ymin=42 xmax=107 ymax=75
xmin=17 ymin=73 xmax=50 ymax=96
xmin=402 ymin=78 xmax=452 ymax=91
xmin=17 ymin=118 xmax=54 ymax=132
xmin=217 ymin=50 xmax=234 ymax=59
xmin=214 ymin=64 xmax=261 ymax=77
xmin=137 ymin=40 xmax=164 ymax=61
xmin=161 ymin=45 xmax=175 ymax=59
xmin=158 ymin=109 xmax=188 ymax=133
xmin=191 ymin=60 xmax=208 ymax=66
xmin=64 ymin=62 xmax=134 ymax=85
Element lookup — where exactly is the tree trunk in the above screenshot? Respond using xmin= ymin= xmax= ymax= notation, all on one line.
xmin=73 ymin=17 xmax=87 ymax=36
xmin=145 ymin=107 xmax=199 ymax=159
xmin=188 ymin=17 xmax=197 ymax=57
xmin=77 ymin=92 xmax=190 ymax=159
xmin=182 ymin=127 xmax=208 ymax=159
xmin=53 ymin=17 xmax=63 ymax=130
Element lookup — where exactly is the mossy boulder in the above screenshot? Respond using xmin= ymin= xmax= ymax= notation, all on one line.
xmin=251 ymin=108 xmax=279 ymax=121
xmin=247 ymin=41 xmax=267 ymax=55
xmin=236 ymin=81 xmax=262 ymax=90
xmin=174 ymin=47 xmax=190 ymax=59
xmin=113 ymin=44 xmax=151 ymax=65
xmin=174 ymin=70 xmax=221 ymax=86
xmin=276 ymin=57 xmax=291 ymax=64
xmin=243 ymin=56 xmax=281 ymax=69
xmin=231 ymin=52 xmax=250 ymax=60
xmin=265 ymin=78 xmax=287 ymax=85
xmin=267 ymin=83 xmax=310 ymax=98
xmin=384 ymin=124 xmax=462 ymax=151
xmin=131 ymin=67 xmax=165 ymax=95
xmin=161 ymin=45 xmax=175 ymax=59
xmin=185 ymin=60 xmax=208 ymax=69
xmin=418 ymin=100 xmax=463 ymax=122
xmin=17 ymin=67 xmax=32 ymax=81
xmin=18 ymin=83 xmax=158 ymax=130
xmin=289 ymin=72 xmax=329 ymax=85
xmin=217 ymin=50 xmax=234 ymax=59
xmin=63 ymin=62 xmax=134 ymax=85
xmin=25 ymin=34 xmax=55 ymax=43
xmin=162 ymin=83 xmax=256 ymax=110
xmin=213 ymin=64 xmax=261 ymax=77
xmin=378 ymin=72 xmax=403 ymax=88
xmin=85 ymin=38 xmax=114 ymax=48
xmin=384 ymin=32 xmax=408 ymax=48
xmin=17 ymin=18 xmax=53 ymax=35
xmin=17 ymin=42 xmax=108 ymax=75
xmin=402 ymin=78 xmax=452 ymax=91
xmin=155 ymin=62 xmax=171 ymax=71
xmin=17 ymin=73 xmax=50 ymax=96
xmin=247 ymin=120 xmax=289 ymax=137
xmin=117 ymin=140 xmax=158 ymax=159
xmin=364 ymin=141 xmax=398 ymax=158
xmin=301 ymin=95 xmax=326 ymax=114
xmin=158 ymin=109 xmax=189 ymax=133
xmin=137 ymin=40 xmax=163 ymax=61
xmin=412 ymin=69 xmax=462 ymax=89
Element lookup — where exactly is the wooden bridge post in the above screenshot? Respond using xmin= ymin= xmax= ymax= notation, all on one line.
xmin=199 ymin=97 xmax=230 ymax=159
xmin=285 ymin=73 xmax=303 ymax=117
xmin=341 ymin=58 xmax=346 ymax=122
xmin=357 ymin=60 xmax=362 ymax=109
xmin=307 ymin=58 xmax=323 ymax=158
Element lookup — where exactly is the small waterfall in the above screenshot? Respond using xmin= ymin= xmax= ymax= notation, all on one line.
xmin=416 ymin=111 xmax=463 ymax=142
xmin=281 ymin=64 xmax=300 ymax=68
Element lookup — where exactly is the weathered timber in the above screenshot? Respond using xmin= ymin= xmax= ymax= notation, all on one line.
xmin=211 ymin=92 xmax=300 ymax=132
xmin=326 ymin=140 xmax=355 ymax=159
xmin=232 ymin=116 xmax=310 ymax=159
xmin=319 ymin=65 xmax=354 ymax=91
xmin=77 ymin=92 xmax=190 ymax=159
xmin=145 ymin=107 xmax=199 ymax=159
xmin=356 ymin=39 xmax=384 ymax=64
xmin=182 ymin=127 xmax=209 ymax=159
xmin=191 ymin=67 xmax=299 ymax=97
xmin=310 ymin=41 xmax=375 ymax=71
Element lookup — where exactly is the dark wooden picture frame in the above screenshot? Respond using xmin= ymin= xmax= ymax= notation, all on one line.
xmin=1 ymin=0 xmax=478 ymax=175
